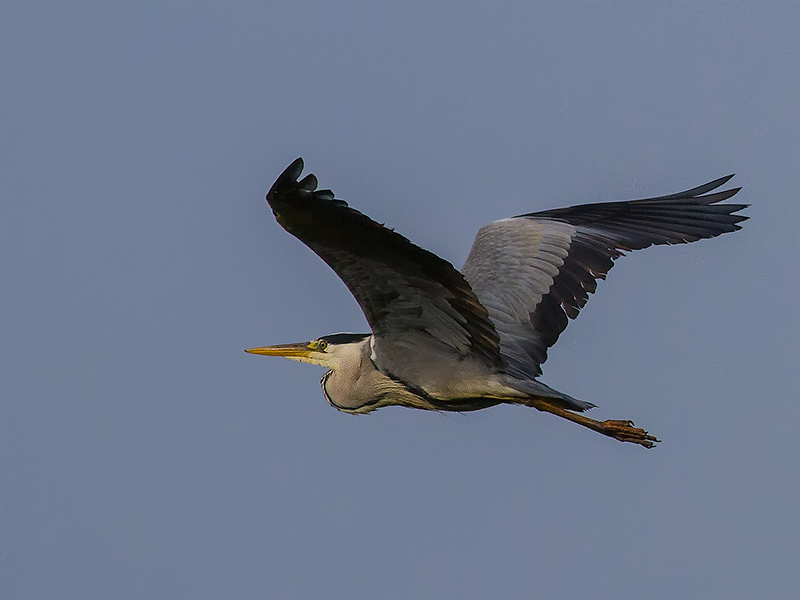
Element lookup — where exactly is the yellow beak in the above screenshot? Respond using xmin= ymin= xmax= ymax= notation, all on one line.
xmin=245 ymin=342 xmax=313 ymax=358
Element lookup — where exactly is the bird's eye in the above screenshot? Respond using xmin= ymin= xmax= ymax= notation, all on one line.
xmin=317 ymin=340 xmax=328 ymax=351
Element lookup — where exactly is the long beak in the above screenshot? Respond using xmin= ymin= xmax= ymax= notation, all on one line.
xmin=245 ymin=342 xmax=313 ymax=358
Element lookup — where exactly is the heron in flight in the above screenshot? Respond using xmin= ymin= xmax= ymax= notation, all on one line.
xmin=247 ymin=159 xmax=747 ymax=448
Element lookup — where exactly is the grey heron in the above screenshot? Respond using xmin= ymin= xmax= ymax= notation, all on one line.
xmin=247 ymin=159 xmax=747 ymax=448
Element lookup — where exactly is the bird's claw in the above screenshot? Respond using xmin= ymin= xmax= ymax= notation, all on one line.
xmin=601 ymin=419 xmax=660 ymax=449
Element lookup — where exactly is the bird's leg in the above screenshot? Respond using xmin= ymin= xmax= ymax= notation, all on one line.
xmin=526 ymin=398 xmax=660 ymax=449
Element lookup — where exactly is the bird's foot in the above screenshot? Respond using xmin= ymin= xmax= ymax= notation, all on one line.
xmin=601 ymin=419 xmax=660 ymax=449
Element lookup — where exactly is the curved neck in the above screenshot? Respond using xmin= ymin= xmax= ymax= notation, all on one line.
xmin=320 ymin=337 xmax=378 ymax=413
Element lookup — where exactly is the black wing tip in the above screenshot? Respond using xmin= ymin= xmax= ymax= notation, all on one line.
xmin=651 ymin=173 xmax=739 ymax=201
xmin=281 ymin=157 xmax=304 ymax=183
xmin=731 ymin=205 xmax=750 ymax=227
xmin=692 ymin=173 xmax=736 ymax=195
xmin=268 ymin=158 xmax=347 ymax=206
xmin=705 ymin=186 xmax=742 ymax=203
xmin=708 ymin=175 xmax=737 ymax=196
xmin=694 ymin=173 xmax=736 ymax=195
xmin=694 ymin=181 xmax=749 ymax=226
xmin=268 ymin=158 xmax=304 ymax=196
xmin=714 ymin=173 xmax=736 ymax=187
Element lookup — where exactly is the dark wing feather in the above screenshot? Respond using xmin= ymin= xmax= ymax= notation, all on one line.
xmin=266 ymin=158 xmax=502 ymax=368
xmin=462 ymin=175 xmax=748 ymax=378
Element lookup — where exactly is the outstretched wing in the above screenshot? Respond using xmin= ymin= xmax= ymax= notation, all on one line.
xmin=461 ymin=175 xmax=748 ymax=378
xmin=266 ymin=158 xmax=502 ymax=370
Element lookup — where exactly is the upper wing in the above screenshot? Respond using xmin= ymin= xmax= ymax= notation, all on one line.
xmin=266 ymin=158 xmax=502 ymax=370
xmin=461 ymin=175 xmax=748 ymax=378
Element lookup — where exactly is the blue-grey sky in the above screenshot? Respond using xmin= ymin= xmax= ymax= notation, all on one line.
xmin=3 ymin=3 xmax=799 ymax=599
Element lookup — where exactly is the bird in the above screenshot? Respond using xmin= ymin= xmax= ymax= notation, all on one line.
xmin=247 ymin=158 xmax=747 ymax=448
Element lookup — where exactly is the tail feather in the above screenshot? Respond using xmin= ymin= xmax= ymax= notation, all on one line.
xmin=504 ymin=377 xmax=595 ymax=412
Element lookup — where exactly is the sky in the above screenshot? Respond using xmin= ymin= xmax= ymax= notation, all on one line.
xmin=2 ymin=2 xmax=799 ymax=599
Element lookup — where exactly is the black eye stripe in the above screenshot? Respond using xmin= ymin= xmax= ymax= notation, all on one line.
xmin=319 ymin=333 xmax=370 ymax=345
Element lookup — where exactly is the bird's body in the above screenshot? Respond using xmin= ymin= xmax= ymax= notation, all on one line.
xmin=319 ymin=335 xmax=501 ymax=414
xmin=248 ymin=159 xmax=747 ymax=447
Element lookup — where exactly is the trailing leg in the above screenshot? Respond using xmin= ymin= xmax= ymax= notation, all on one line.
xmin=524 ymin=398 xmax=660 ymax=449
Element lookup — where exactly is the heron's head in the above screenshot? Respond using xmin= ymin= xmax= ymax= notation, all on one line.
xmin=246 ymin=333 xmax=370 ymax=369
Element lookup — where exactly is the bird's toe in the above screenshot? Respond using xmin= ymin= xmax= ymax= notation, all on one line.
xmin=601 ymin=419 xmax=660 ymax=449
